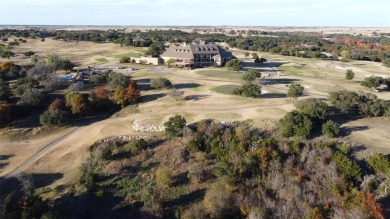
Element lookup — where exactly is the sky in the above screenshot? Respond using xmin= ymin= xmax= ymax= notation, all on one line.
xmin=0 ymin=0 xmax=389 ymax=27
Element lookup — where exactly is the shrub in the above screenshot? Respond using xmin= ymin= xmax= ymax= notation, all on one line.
xmin=331 ymin=151 xmax=361 ymax=182
xmin=295 ymin=98 xmax=329 ymax=121
xmin=233 ymin=83 xmax=261 ymax=97
xmin=361 ymin=76 xmax=384 ymax=89
xmin=329 ymin=90 xmax=359 ymax=114
xmin=225 ymin=59 xmax=242 ymax=71
xmin=181 ymin=203 xmax=208 ymax=219
xmin=155 ymin=168 xmax=174 ymax=188
xmin=358 ymin=93 xmax=388 ymax=117
xmin=119 ymin=56 xmax=130 ymax=63
xmin=287 ymin=83 xmax=304 ymax=98
xmin=279 ymin=111 xmax=313 ymax=139
xmin=367 ymin=153 xmax=390 ymax=176
xmin=164 ymin=115 xmax=186 ymax=138
xmin=124 ymin=139 xmax=147 ymax=155
xmin=322 ymin=120 xmax=340 ymax=138
xmin=242 ymin=69 xmax=261 ymax=82
xmin=150 ymin=77 xmax=172 ymax=89
xmin=39 ymin=109 xmax=66 ymax=127
xmin=203 ymin=181 xmax=232 ymax=218
xmin=345 ymin=69 xmax=355 ymax=80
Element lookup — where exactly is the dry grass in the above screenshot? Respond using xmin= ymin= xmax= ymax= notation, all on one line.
xmin=1 ymin=38 xmax=389 ymax=192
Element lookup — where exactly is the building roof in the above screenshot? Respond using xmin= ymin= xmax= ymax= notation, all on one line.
xmin=160 ymin=43 xmax=232 ymax=59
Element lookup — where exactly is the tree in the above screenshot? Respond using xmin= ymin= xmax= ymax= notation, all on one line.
xmin=42 ymin=75 xmax=65 ymax=91
xmin=358 ymin=93 xmax=388 ymax=117
xmin=113 ymin=88 xmax=126 ymax=106
xmin=168 ymin=89 xmax=184 ymax=101
xmin=361 ymin=76 xmax=384 ymax=89
xmin=165 ymin=58 xmax=175 ymax=66
xmin=70 ymin=93 xmax=89 ymax=115
xmin=340 ymin=50 xmax=351 ymax=61
xmin=119 ymin=56 xmax=130 ymax=63
xmin=145 ymin=42 xmax=165 ymax=57
xmin=345 ymin=69 xmax=355 ymax=80
xmin=13 ymin=78 xmax=39 ymax=96
xmin=203 ymin=182 xmax=232 ymax=218
xmin=150 ymin=77 xmax=172 ymax=89
xmin=109 ymin=73 xmax=129 ymax=89
xmin=322 ymin=120 xmax=339 ymax=138
xmin=20 ymin=88 xmax=44 ymax=106
xmin=244 ymin=52 xmax=250 ymax=58
xmin=48 ymin=98 xmax=66 ymax=112
xmin=242 ymin=69 xmax=261 ymax=82
xmin=23 ymin=51 xmax=35 ymax=58
xmin=279 ymin=111 xmax=313 ymax=139
xmin=329 ymin=90 xmax=359 ymax=114
xmin=45 ymin=53 xmax=61 ymax=71
xmin=287 ymin=83 xmax=304 ymax=98
xmin=59 ymin=59 xmax=76 ymax=73
xmin=27 ymin=64 xmax=54 ymax=81
xmin=233 ymin=83 xmax=261 ymax=97
xmin=125 ymin=80 xmax=140 ymax=104
xmin=90 ymin=75 xmax=106 ymax=85
xmin=225 ymin=59 xmax=242 ymax=71
xmin=39 ymin=109 xmax=66 ymax=127
xmin=164 ymin=115 xmax=186 ymax=138
xmin=367 ymin=153 xmax=390 ymax=176
xmin=331 ymin=151 xmax=361 ymax=182
xmin=295 ymin=98 xmax=329 ymax=121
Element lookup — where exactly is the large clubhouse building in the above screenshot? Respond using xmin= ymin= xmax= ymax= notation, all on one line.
xmin=160 ymin=41 xmax=233 ymax=69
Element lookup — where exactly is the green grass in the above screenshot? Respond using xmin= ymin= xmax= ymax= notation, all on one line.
xmin=197 ymin=70 xmax=243 ymax=80
xmin=211 ymin=85 xmax=241 ymax=95
xmin=109 ymin=49 xmax=147 ymax=58
xmin=95 ymin=58 xmax=109 ymax=63
xmin=278 ymin=64 xmax=329 ymax=79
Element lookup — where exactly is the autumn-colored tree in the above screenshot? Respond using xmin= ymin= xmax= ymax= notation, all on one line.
xmin=359 ymin=192 xmax=385 ymax=219
xmin=124 ymin=80 xmax=140 ymax=104
xmin=94 ymin=87 xmax=109 ymax=99
xmin=48 ymin=98 xmax=66 ymax=112
xmin=70 ymin=93 xmax=89 ymax=115
xmin=113 ymin=88 xmax=126 ymax=106
xmin=0 ymin=62 xmax=12 ymax=74
xmin=92 ymin=86 xmax=113 ymax=111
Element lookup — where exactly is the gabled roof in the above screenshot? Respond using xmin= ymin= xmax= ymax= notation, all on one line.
xmin=160 ymin=44 xmax=194 ymax=59
xmin=160 ymin=43 xmax=232 ymax=59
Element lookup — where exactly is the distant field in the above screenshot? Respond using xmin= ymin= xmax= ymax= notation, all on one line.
xmin=211 ymin=84 xmax=240 ymax=95
xmin=95 ymin=58 xmax=109 ymax=63
xmin=196 ymin=70 xmax=243 ymax=80
xmin=109 ymin=48 xmax=147 ymax=58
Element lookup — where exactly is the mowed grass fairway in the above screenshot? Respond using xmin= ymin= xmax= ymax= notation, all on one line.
xmin=196 ymin=69 xmax=243 ymax=80
xmin=109 ymin=48 xmax=147 ymax=58
xmin=95 ymin=58 xmax=109 ymax=63
xmin=211 ymin=84 xmax=241 ymax=95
